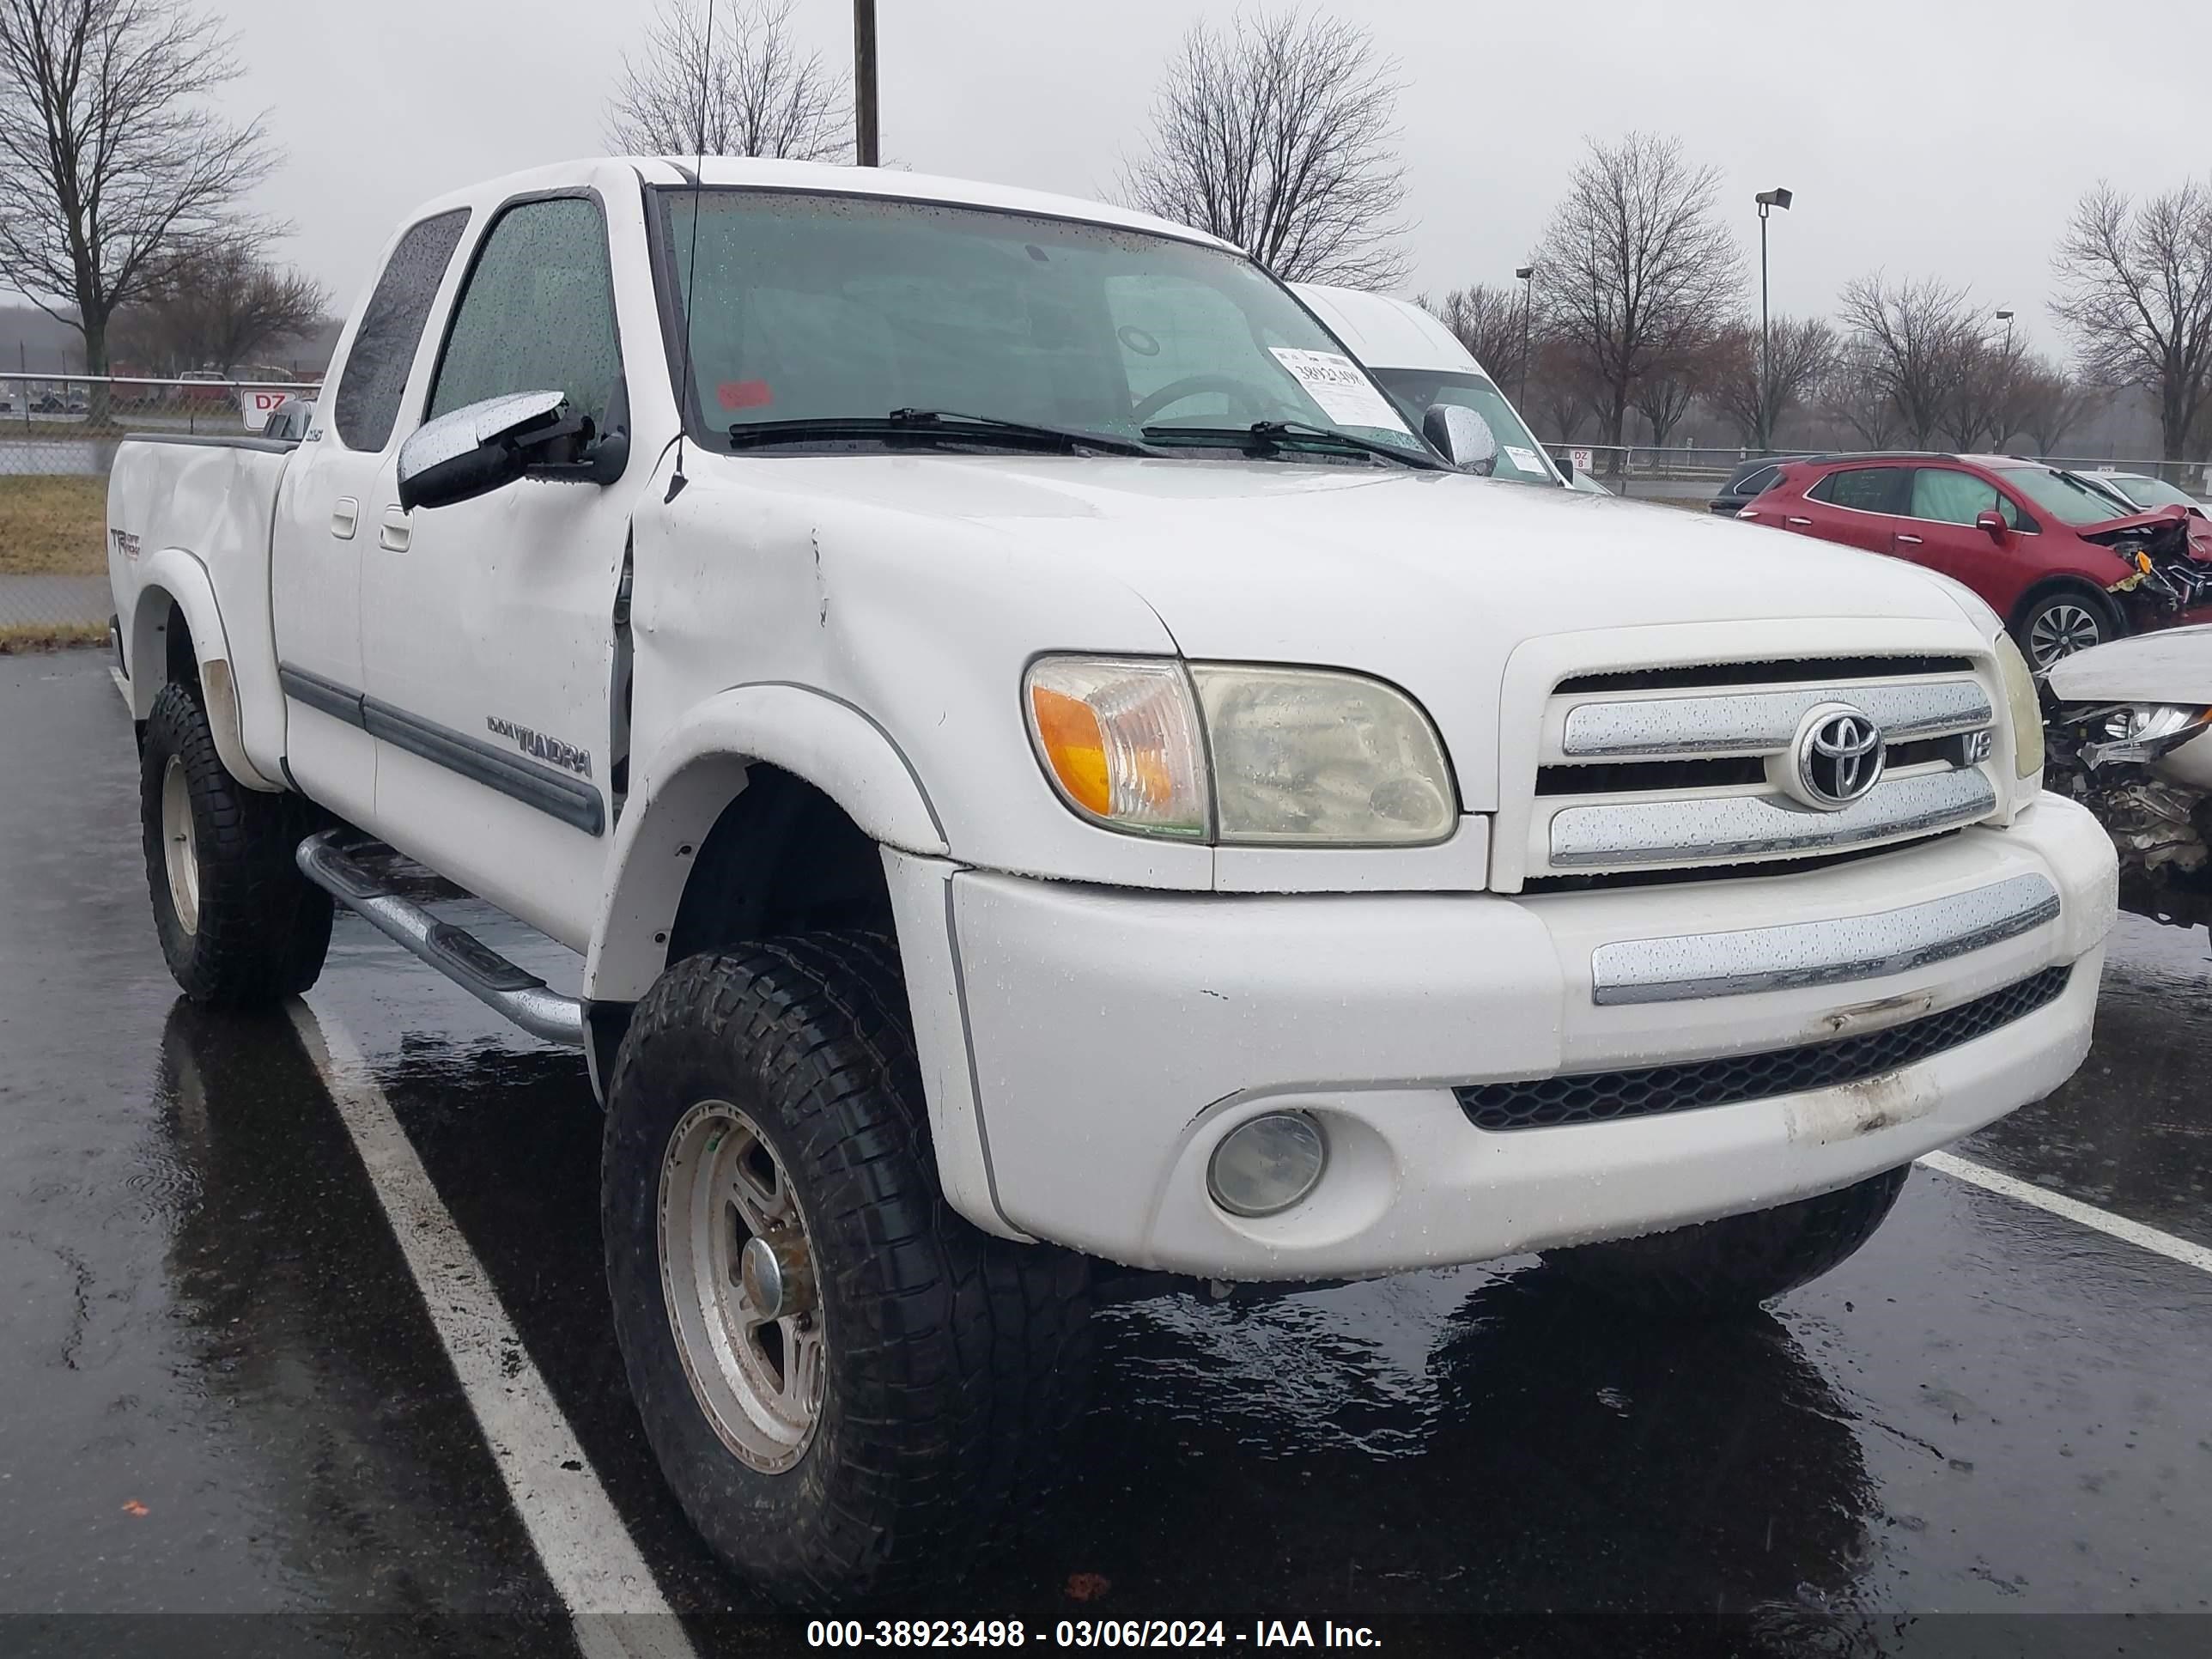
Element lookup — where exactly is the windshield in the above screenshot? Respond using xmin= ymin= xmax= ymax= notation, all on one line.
xmin=1365 ymin=368 xmax=1557 ymax=486
xmin=653 ymin=188 xmax=1428 ymax=459
xmin=2104 ymin=473 xmax=2198 ymax=510
xmin=1996 ymin=465 xmax=2131 ymax=527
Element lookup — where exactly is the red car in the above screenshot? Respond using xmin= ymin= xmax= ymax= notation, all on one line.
xmin=1739 ymin=453 xmax=2212 ymax=670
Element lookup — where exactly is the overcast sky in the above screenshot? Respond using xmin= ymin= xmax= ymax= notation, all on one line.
xmin=208 ymin=0 xmax=2203 ymax=358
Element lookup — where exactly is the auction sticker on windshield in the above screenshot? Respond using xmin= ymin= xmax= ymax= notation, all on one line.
xmin=1504 ymin=445 xmax=1550 ymax=477
xmin=1268 ymin=348 xmax=1411 ymax=434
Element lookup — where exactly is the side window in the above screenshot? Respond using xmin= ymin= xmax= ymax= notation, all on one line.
xmin=428 ymin=197 xmax=623 ymax=433
xmin=1808 ymin=466 xmax=1905 ymax=514
xmin=333 ymin=209 xmax=471 ymax=453
xmin=1907 ymin=468 xmax=2002 ymax=526
xmin=1736 ymin=465 xmax=1779 ymax=496
xmin=1997 ymin=493 xmax=2036 ymax=532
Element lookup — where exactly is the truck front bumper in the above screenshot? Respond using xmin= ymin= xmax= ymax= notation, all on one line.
xmin=921 ymin=795 xmax=2116 ymax=1279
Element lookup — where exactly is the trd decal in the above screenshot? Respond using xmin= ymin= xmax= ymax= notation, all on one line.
xmin=486 ymin=715 xmax=592 ymax=778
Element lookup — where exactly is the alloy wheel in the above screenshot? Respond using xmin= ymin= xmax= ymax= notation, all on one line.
xmin=657 ymin=1099 xmax=828 ymax=1473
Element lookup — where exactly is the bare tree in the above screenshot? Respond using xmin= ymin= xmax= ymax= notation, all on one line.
xmin=606 ymin=0 xmax=851 ymax=161
xmin=1419 ymin=283 xmax=1528 ymax=380
xmin=1629 ymin=339 xmax=1715 ymax=450
xmin=1528 ymin=327 xmax=1600 ymax=442
xmin=1121 ymin=9 xmax=1409 ymax=288
xmin=1837 ymin=272 xmax=1988 ymax=447
xmin=2051 ymin=179 xmax=2212 ymax=464
xmin=0 ymin=0 xmax=278 ymax=420
xmin=1818 ymin=334 xmax=1905 ymax=449
xmin=2005 ymin=358 xmax=2102 ymax=456
xmin=1706 ymin=316 xmax=1837 ymax=448
xmin=112 ymin=238 xmax=327 ymax=374
xmin=1531 ymin=132 xmax=1744 ymax=461
xmin=1930 ymin=331 xmax=2011 ymax=453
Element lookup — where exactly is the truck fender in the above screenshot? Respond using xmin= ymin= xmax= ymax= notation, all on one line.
xmin=127 ymin=550 xmax=283 ymax=793
xmin=584 ymin=683 xmax=949 ymax=1003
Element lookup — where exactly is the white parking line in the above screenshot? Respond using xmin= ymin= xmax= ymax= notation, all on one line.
xmin=1920 ymin=1149 xmax=2212 ymax=1277
xmin=289 ymin=1001 xmax=699 ymax=1659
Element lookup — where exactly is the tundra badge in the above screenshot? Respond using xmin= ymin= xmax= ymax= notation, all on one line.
xmin=486 ymin=715 xmax=592 ymax=778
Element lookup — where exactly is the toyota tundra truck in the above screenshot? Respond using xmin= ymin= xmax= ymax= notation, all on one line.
xmin=106 ymin=156 xmax=2117 ymax=1605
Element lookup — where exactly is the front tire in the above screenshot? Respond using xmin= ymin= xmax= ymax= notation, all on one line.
xmin=602 ymin=934 xmax=1092 ymax=1607
xmin=140 ymin=680 xmax=332 ymax=1006
xmin=1543 ymin=1166 xmax=1911 ymax=1317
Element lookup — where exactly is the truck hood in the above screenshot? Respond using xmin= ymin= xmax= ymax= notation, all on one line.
xmin=767 ymin=451 xmax=1973 ymax=644
xmin=720 ymin=452 xmax=1986 ymax=815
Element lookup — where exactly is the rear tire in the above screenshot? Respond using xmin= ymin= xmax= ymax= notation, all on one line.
xmin=1543 ymin=1166 xmax=1911 ymax=1317
xmin=602 ymin=933 xmax=1092 ymax=1607
xmin=140 ymin=680 xmax=332 ymax=1006
xmin=2016 ymin=588 xmax=2120 ymax=672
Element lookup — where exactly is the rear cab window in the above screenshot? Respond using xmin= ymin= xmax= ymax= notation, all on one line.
xmin=1808 ymin=466 xmax=1908 ymax=515
xmin=331 ymin=209 xmax=472 ymax=453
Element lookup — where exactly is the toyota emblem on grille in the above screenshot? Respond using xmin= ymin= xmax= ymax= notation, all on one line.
xmin=1789 ymin=704 xmax=1886 ymax=810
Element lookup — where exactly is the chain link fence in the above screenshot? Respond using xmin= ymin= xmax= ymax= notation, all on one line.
xmin=0 ymin=373 xmax=315 ymax=645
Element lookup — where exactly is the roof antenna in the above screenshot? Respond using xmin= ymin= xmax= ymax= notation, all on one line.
xmin=665 ymin=0 xmax=716 ymax=504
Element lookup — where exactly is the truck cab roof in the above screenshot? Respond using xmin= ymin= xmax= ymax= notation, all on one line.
xmin=399 ymin=155 xmax=1237 ymax=258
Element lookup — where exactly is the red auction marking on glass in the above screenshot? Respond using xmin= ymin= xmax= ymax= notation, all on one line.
xmin=717 ymin=380 xmax=773 ymax=410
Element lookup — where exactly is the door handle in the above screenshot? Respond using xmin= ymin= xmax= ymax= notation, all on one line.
xmin=379 ymin=506 xmax=411 ymax=552
xmin=1895 ymin=533 xmax=1923 ymax=545
xmin=331 ymin=496 xmax=360 ymax=539
xmin=1785 ymin=515 xmax=1812 ymax=527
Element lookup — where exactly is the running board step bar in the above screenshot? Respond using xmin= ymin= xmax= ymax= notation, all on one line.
xmin=295 ymin=829 xmax=586 ymax=1047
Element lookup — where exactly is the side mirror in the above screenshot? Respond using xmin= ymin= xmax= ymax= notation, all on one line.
xmin=1556 ymin=452 xmax=1576 ymax=483
xmin=398 ymin=390 xmax=592 ymax=513
xmin=1975 ymin=509 xmax=2007 ymax=538
xmin=1423 ymin=404 xmax=1498 ymax=474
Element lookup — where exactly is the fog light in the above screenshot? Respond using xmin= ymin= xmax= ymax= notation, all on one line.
xmin=1207 ymin=1112 xmax=1328 ymax=1218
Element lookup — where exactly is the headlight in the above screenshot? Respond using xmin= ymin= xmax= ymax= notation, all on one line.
xmin=1024 ymin=656 xmax=1456 ymax=845
xmin=2103 ymin=704 xmax=2209 ymax=746
xmin=2085 ymin=703 xmax=2212 ymax=766
xmin=1992 ymin=633 xmax=2045 ymax=781
xmin=1192 ymin=665 xmax=1455 ymax=843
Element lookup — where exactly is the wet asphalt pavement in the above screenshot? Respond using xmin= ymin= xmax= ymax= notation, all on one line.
xmin=4 ymin=648 xmax=2211 ymax=1656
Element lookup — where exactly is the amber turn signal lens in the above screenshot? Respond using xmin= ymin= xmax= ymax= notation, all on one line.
xmin=1022 ymin=657 xmax=1210 ymax=836
xmin=1030 ymin=685 xmax=1112 ymax=816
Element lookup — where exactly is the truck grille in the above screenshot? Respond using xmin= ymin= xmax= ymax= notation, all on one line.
xmin=1510 ymin=654 xmax=2003 ymax=885
xmin=1455 ymin=964 xmax=2068 ymax=1132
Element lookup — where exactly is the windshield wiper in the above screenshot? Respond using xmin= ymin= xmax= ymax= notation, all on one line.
xmin=1141 ymin=418 xmax=1444 ymax=471
xmin=726 ymin=408 xmax=1159 ymax=457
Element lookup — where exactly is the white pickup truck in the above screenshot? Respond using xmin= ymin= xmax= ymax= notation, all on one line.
xmin=108 ymin=156 xmax=2115 ymax=1604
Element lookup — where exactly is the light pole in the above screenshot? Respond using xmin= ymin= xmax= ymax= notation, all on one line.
xmin=854 ymin=0 xmax=879 ymax=166
xmin=1753 ymin=187 xmax=1793 ymax=451
xmin=1996 ymin=307 xmax=2016 ymax=451
xmin=1515 ymin=264 xmax=1534 ymax=407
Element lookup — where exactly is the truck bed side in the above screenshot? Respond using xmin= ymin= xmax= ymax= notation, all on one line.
xmin=108 ymin=434 xmax=296 ymax=790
